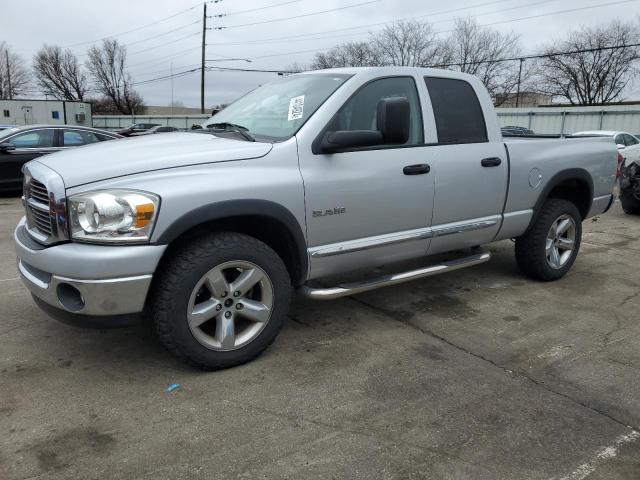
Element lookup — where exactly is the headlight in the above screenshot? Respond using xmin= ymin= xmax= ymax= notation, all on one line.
xmin=69 ymin=190 xmax=160 ymax=243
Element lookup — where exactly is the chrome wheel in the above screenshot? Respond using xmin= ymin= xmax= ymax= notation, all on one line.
xmin=187 ymin=260 xmax=274 ymax=351
xmin=545 ymin=214 xmax=576 ymax=269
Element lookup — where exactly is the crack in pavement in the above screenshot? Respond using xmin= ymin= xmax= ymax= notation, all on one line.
xmin=350 ymin=296 xmax=640 ymax=433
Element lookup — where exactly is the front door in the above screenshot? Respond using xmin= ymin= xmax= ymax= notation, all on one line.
xmin=422 ymin=76 xmax=508 ymax=255
xmin=299 ymin=76 xmax=435 ymax=279
xmin=0 ymin=128 xmax=59 ymax=191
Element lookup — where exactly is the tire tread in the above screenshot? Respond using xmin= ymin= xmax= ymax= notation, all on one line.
xmin=151 ymin=232 xmax=291 ymax=370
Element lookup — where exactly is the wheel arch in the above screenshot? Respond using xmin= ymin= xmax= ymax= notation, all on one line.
xmin=154 ymin=199 xmax=308 ymax=286
xmin=526 ymin=168 xmax=593 ymax=233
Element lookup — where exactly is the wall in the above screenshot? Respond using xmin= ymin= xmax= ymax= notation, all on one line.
xmin=92 ymin=114 xmax=211 ymax=131
xmin=0 ymin=100 xmax=92 ymax=126
xmin=496 ymin=105 xmax=640 ymax=135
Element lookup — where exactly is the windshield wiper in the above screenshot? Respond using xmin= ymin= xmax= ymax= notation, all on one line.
xmin=207 ymin=122 xmax=255 ymax=142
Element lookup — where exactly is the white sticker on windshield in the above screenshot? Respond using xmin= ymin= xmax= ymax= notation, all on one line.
xmin=288 ymin=95 xmax=305 ymax=121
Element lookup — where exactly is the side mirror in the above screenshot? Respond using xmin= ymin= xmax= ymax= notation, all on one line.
xmin=317 ymin=97 xmax=411 ymax=154
xmin=616 ymin=144 xmax=625 ymax=150
xmin=319 ymin=130 xmax=384 ymax=153
xmin=376 ymin=96 xmax=410 ymax=144
xmin=0 ymin=142 xmax=15 ymax=152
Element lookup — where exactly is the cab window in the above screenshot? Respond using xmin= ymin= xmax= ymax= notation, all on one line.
xmin=424 ymin=76 xmax=488 ymax=144
xmin=329 ymin=76 xmax=423 ymax=146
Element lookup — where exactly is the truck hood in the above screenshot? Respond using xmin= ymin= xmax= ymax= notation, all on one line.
xmin=35 ymin=132 xmax=273 ymax=187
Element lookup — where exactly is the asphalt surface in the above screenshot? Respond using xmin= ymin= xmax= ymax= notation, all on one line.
xmin=1 ymin=196 xmax=639 ymax=480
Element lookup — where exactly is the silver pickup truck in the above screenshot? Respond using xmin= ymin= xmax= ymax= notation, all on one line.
xmin=14 ymin=67 xmax=617 ymax=370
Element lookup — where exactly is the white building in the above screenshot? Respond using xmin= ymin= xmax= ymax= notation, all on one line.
xmin=0 ymin=99 xmax=92 ymax=126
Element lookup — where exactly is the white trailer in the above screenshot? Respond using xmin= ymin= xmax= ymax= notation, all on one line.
xmin=0 ymin=99 xmax=92 ymax=126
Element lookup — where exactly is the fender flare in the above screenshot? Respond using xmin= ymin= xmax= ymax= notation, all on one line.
xmin=155 ymin=199 xmax=308 ymax=283
xmin=526 ymin=168 xmax=594 ymax=232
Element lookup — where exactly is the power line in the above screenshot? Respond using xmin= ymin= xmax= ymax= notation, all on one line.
xmin=207 ymin=66 xmax=296 ymax=73
xmin=64 ymin=2 xmax=204 ymax=47
xmin=427 ymin=42 xmax=640 ymax=68
xmin=211 ymin=0 xmax=381 ymax=30
xmin=124 ymin=20 xmax=201 ymax=48
xmin=208 ymin=0 xmax=303 ymax=18
xmin=204 ymin=0 xmax=638 ymax=64
xmin=206 ymin=0 xmax=516 ymax=45
xmin=129 ymin=31 xmax=201 ymax=56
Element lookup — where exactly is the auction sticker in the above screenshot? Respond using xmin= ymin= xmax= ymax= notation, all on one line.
xmin=288 ymin=95 xmax=305 ymax=121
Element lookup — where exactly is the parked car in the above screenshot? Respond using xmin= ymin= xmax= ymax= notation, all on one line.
xmin=15 ymin=67 xmax=617 ymax=370
xmin=619 ymin=154 xmax=640 ymax=214
xmin=573 ymin=130 xmax=640 ymax=162
xmin=501 ymin=125 xmax=534 ymax=136
xmin=130 ymin=125 xmax=179 ymax=136
xmin=115 ymin=123 xmax=161 ymax=137
xmin=0 ymin=125 xmax=121 ymax=192
xmin=0 ymin=124 xmax=14 ymax=132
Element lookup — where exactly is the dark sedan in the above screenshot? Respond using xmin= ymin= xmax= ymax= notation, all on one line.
xmin=0 ymin=125 xmax=121 ymax=192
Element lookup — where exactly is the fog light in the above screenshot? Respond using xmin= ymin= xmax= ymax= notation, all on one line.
xmin=57 ymin=283 xmax=85 ymax=312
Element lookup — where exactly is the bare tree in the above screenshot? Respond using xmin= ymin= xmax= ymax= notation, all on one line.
xmin=33 ymin=45 xmax=87 ymax=101
xmin=85 ymin=39 xmax=144 ymax=114
xmin=283 ymin=61 xmax=307 ymax=73
xmin=0 ymin=42 xmax=30 ymax=99
xmin=372 ymin=21 xmax=449 ymax=67
xmin=311 ymin=41 xmax=382 ymax=69
xmin=536 ymin=21 xmax=640 ymax=105
xmin=443 ymin=18 xmax=528 ymax=105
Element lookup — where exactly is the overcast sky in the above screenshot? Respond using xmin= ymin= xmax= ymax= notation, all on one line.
xmin=3 ymin=0 xmax=639 ymax=108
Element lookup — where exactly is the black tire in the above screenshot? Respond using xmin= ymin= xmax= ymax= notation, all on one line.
xmin=151 ymin=232 xmax=292 ymax=370
xmin=515 ymin=198 xmax=582 ymax=281
xmin=619 ymin=189 xmax=640 ymax=215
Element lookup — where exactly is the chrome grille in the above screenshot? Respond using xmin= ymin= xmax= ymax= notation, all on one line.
xmin=29 ymin=205 xmax=52 ymax=235
xmin=23 ymin=163 xmax=68 ymax=245
xmin=29 ymin=179 xmax=50 ymax=204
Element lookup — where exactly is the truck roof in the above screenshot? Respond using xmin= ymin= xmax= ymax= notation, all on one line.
xmin=302 ymin=66 xmax=479 ymax=82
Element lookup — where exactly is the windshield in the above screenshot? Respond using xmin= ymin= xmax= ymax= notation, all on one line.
xmin=204 ymin=73 xmax=352 ymax=141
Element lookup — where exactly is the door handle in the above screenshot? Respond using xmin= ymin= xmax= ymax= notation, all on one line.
xmin=403 ymin=164 xmax=430 ymax=175
xmin=481 ymin=157 xmax=502 ymax=167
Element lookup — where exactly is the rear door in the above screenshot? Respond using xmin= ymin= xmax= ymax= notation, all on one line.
xmin=422 ymin=76 xmax=508 ymax=255
xmin=0 ymin=128 xmax=59 ymax=190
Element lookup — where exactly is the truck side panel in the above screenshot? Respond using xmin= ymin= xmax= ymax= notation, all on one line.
xmin=495 ymin=137 xmax=617 ymax=241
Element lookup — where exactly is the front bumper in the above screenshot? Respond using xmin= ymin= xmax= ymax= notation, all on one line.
xmin=14 ymin=217 xmax=167 ymax=317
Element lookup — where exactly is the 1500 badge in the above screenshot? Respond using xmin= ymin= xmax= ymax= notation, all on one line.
xmin=313 ymin=207 xmax=346 ymax=217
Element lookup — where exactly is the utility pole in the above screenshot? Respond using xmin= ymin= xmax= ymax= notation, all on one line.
xmin=515 ymin=58 xmax=524 ymax=108
xmin=5 ymin=50 xmax=12 ymax=100
xmin=200 ymin=2 xmax=207 ymax=114
xmin=170 ymin=61 xmax=174 ymax=116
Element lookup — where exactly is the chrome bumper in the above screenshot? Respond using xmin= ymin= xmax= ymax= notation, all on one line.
xmin=14 ymin=218 xmax=166 ymax=317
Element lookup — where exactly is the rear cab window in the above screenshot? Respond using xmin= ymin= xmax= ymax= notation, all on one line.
xmin=424 ymin=77 xmax=488 ymax=144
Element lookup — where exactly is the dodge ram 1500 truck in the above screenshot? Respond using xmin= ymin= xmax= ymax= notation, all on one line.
xmin=14 ymin=67 xmax=617 ymax=370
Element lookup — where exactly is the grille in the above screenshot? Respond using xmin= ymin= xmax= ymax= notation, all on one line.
xmin=26 ymin=179 xmax=53 ymax=237
xmin=29 ymin=179 xmax=50 ymax=204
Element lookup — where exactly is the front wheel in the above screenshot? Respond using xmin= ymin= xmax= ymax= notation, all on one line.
xmin=515 ymin=199 xmax=582 ymax=281
xmin=151 ymin=232 xmax=292 ymax=370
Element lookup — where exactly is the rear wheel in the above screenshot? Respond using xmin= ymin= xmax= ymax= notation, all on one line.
xmin=152 ymin=232 xmax=292 ymax=370
xmin=515 ymin=199 xmax=582 ymax=281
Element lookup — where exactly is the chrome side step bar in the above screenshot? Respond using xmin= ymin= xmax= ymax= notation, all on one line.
xmin=298 ymin=251 xmax=491 ymax=300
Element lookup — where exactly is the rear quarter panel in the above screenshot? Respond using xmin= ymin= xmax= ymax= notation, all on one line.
xmin=504 ymin=136 xmax=617 ymax=214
